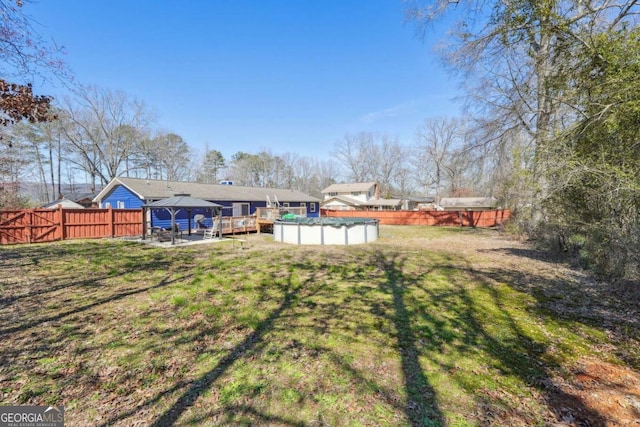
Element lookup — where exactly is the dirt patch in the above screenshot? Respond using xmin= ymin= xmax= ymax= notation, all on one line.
xmin=547 ymin=359 xmax=640 ymax=426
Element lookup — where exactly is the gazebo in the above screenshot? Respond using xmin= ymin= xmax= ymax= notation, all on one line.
xmin=142 ymin=194 xmax=223 ymax=245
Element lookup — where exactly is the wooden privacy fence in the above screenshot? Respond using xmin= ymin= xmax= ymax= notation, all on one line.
xmin=0 ymin=206 xmax=143 ymax=245
xmin=321 ymin=209 xmax=511 ymax=227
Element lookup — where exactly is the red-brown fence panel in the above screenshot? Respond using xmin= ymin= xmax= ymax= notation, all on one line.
xmin=320 ymin=209 xmax=511 ymax=227
xmin=0 ymin=209 xmax=59 ymax=244
xmin=63 ymin=209 xmax=107 ymax=239
xmin=0 ymin=206 xmax=143 ymax=245
xmin=112 ymin=209 xmax=144 ymax=238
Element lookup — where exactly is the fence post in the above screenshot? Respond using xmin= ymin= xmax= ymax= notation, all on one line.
xmin=58 ymin=204 xmax=66 ymax=241
xmin=27 ymin=209 xmax=33 ymax=243
xmin=141 ymin=208 xmax=147 ymax=240
xmin=108 ymin=206 xmax=114 ymax=237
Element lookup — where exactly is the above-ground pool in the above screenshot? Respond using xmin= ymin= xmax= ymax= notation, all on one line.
xmin=273 ymin=217 xmax=379 ymax=245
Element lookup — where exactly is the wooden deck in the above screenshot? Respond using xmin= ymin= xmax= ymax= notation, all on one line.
xmin=254 ymin=207 xmax=307 ymax=233
xmin=220 ymin=215 xmax=257 ymax=235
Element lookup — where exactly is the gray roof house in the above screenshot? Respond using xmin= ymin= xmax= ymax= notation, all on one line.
xmin=438 ymin=197 xmax=498 ymax=211
xmin=320 ymin=182 xmax=402 ymax=211
xmin=41 ymin=198 xmax=85 ymax=209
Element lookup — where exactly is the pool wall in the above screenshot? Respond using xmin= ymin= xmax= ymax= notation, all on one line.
xmin=273 ymin=218 xmax=379 ymax=245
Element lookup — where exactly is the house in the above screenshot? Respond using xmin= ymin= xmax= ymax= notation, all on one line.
xmin=320 ymin=182 xmax=402 ymax=211
xmin=438 ymin=197 xmax=498 ymax=211
xmin=63 ymin=192 xmax=100 ymax=208
xmin=41 ymin=198 xmax=85 ymax=209
xmin=401 ymin=196 xmax=436 ymax=211
xmin=93 ymin=177 xmax=321 ymax=230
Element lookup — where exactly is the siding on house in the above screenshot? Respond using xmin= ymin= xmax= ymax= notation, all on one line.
xmin=149 ymin=200 xmax=317 ymax=231
xmin=321 ymin=182 xmax=377 ymax=204
xmin=151 ymin=206 xmax=218 ymax=231
xmin=101 ymin=185 xmax=145 ymax=209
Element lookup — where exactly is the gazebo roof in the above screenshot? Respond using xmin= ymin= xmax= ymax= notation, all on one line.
xmin=143 ymin=195 xmax=222 ymax=209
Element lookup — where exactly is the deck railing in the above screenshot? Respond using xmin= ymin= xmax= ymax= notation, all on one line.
xmin=255 ymin=207 xmax=307 ymax=220
xmin=219 ymin=215 xmax=256 ymax=234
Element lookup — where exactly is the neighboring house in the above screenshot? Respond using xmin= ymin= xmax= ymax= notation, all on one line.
xmin=63 ymin=192 xmax=100 ymax=208
xmin=401 ymin=196 xmax=436 ymax=211
xmin=41 ymin=198 xmax=85 ymax=209
xmin=438 ymin=197 xmax=498 ymax=211
xmin=320 ymin=182 xmax=402 ymax=211
xmin=93 ymin=177 xmax=321 ymax=230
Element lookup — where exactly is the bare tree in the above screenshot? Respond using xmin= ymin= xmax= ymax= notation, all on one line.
xmin=332 ymin=132 xmax=376 ymax=182
xmin=10 ymin=118 xmax=67 ymax=203
xmin=414 ymin=117 xmax=466 ymax=201
xmin=373 ymin=134 xmax=409 ymax=197
xmin=0 ymin=126 xmax=30 ymax=207
xmin=151 ymin=132 xmax=192 ymax=181
xmin=289 ymin=155 xmax=339 ymax=198
xmin=0 ymin=0 xmax=66 ymax=80
xmin=58 ymin=86 xmax=154 ymax=190
xmin=228 ymin=149 xmax=293 ymax=188
xmin=332 ymin=132 xmax=411 ymax=196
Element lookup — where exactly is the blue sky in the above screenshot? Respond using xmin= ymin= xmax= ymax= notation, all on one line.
xmin=26 ymin=1 xmax=462 ymax=161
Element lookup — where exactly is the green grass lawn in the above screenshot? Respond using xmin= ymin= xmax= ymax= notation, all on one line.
xmin=0 ymin=226 xmax=637 ymax=426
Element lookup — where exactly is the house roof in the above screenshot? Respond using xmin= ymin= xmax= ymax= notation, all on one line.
xmin=400 ymin=196 xmax=435 ymax=203
xmin=41 ymin=198 xmax=85 ymax=209
xmin=94 ymin=177 xmax=321 ymax=203
xmin=63 ymin=192 xmax=98 ymax=202
xmin=439 ymin=197 xmax=497 ymax=208
xmin=320 ymin=195 xmax=401 ymax=207
xmin=367 ymin=197 xmax=402 ymax=207
xmin=321 ymin=182 xmax=377 ymax=194
xmin=320 ymin=195 xmax=362 ymax=207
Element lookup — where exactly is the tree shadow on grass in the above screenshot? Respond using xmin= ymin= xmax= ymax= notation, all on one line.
xmin=371 ymin=250 xmax=445 ymax=426
xmin=93 ymin=272 xmax=300 ymax=427
xmin=399 ymin=248 xmax=610 ymax=426
xmin=468 ymin=267 xmax=610 ymax=425
xmin=479 ymin=246 xmax=640 ymax=370
xmin=187 ymin=404 xmax=308 ymax=427
xmin=0 ymin=242 xmax=176 ymax=310
xmin=0 ymin=272 xmax=190 ymax=337
xmin=0 ymin=240 xmax=149 ymax=268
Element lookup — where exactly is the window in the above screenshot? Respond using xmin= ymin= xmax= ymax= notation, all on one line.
xmin=329 ymin=192 xmax=337 ymax=197
xmin=104 ymin=202 xmax=111 ymax=208
xmin=233 ymin=203 xmax=250 ymax=216
xmin=310 ymin=203 xmax=316 ymax=213
xmin=351 ymin=191 xmax=361 ymax=196
xmin=283 ymin=202 xmax=290 ymax=208
xmin=300 ymin=202 xmax=306 ymax=213
xmin=117 ymin=201 xmax=125 ymax=209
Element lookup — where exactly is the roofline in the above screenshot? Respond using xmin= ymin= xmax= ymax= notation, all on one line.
xmin=94 ymin=177 xmax=321 ymax=203
xmin=92 ymin=177 xmax=146 ymax=203
xmin=320 ymin=181 xmax=378 ymax=193
xmin=320 ymin=196 xmax=362 ymax=206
